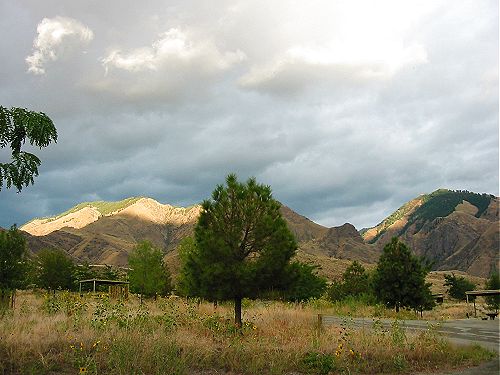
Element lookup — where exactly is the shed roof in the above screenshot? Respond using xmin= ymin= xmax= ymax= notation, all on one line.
xmin=465 ymin=289 xmax=500 ymax=297
xmin=79 ymin=279 xmax=129 ymax=285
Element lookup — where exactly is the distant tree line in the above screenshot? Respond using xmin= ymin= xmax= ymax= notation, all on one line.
xmin=0 ymin=226 xmax=172 ymax=307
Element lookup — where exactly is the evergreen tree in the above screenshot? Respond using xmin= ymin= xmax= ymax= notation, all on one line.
xmin=179 ymin=174 xmax=298 ymax=327
xmin=283 ymin=262 xmax=327 ymax=302
xmin=342 ymin=260 xmax=370 ymax=297
xmin=444 ymin=273 xmax=476 ymax=301
xmin=327 ymin=261 xmax=372 ymax=302
xmin=128 ymin=241 xmax=172 ymax=300
xmin=373 ymin=237 xmax=435 ymax=312
xmin=35 ymin=249 xmax=75 ymax=291
xmin=0 ymin=106 xmax=57 ymax=191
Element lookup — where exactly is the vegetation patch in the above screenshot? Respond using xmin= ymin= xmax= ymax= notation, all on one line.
xmin=27 ymin=197 xmax=144 ymax=224
xmin=368 ymin=189 xmax=494 ymax=242
xmin=0 ymin=293 xmax=496 ymax=375
xmin=401 ymin=189 xmax=493 ymax=234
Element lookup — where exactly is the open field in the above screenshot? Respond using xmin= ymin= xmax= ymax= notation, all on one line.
xmin=0 ymin=291 xmax=496 ymax=375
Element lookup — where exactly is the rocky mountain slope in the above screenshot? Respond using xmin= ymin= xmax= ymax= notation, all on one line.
xmin=19 ymin=189 xmax=499 ymax=278
xmin=362 ymin=190 xmax=499 ymax=277
xmin=21 ymin=197 xmax=377 ymax=269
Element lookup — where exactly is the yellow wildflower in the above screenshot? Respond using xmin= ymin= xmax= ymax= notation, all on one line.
xmin=79 ymin=367 xmax=87 ymax=374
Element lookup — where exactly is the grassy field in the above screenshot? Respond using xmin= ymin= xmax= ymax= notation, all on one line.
xmin=0 ymin=291 xmax=495 ymax=375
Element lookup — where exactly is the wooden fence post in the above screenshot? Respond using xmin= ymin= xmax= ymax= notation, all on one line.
xmin=317 ymin=314 xmax=323 ymax=335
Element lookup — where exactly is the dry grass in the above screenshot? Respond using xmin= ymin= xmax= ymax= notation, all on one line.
xmin=0 ymin=291 xmax=495 ymax=375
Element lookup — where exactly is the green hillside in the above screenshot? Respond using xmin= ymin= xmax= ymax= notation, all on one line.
xmin=367 ymin=189 xmax=494 ymax=243
xmin=400 ymin=189 xmax=493 ymax=233
xmin=27 ymin=197 xmax=143 ymax=224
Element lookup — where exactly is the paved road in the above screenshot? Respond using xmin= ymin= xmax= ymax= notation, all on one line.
xmin=320 ymin=315 xmax=500 ymax=352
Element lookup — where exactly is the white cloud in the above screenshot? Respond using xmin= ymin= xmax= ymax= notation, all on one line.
xmin=239 ymin=42 xmax=428 ymax=92
xmin=101 ymin=28 xmax=245 ymax=74
xmin=26 ymin=16 xmax=94 ymax=75
xmin=237 ymin=0 xmax=434 ymax=93
xmin=1 ymin=0 xmax=497 ymax=231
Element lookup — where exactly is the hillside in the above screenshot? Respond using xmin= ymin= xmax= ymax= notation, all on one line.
xmin=362 ymin=189 xmax=499 ymax=277
xmin=21 ymin=197 xmax=377 ymax=271
xmin=19 ymin=190 xmax=499 ymax=278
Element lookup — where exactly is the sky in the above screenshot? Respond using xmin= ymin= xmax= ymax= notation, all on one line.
xmin=0 ymin=0 xmax=498 ymax=230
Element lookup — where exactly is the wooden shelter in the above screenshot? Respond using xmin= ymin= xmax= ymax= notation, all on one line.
xmin=465 ymin=289 xmax=500 ymax=318
xmin=79 ymin=279 xmax=129 ymax=300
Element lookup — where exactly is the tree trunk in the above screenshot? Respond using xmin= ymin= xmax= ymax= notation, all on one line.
xmin=395 ymin=302 xmax=400 ymax=313
xmin=0 ymin=289 xmax=7 ymax=310
xmin=234 ymin=296 xmax=242 ymax=328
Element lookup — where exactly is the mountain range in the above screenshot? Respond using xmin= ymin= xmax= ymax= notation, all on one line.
xmin=17 ymin=189 xmax=499 ymax=278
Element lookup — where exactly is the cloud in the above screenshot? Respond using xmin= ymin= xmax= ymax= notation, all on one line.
xmin=92 ymin=28 xmax=245 ymax=101
xmin=26 ymin=16 xmax=94 ymax=75
xmin=101 ymin=28 xmax=245 ymax=73
xmin=239 ymin=42 xmax=428 ymax=95
xmin=1 ymin=0 xmax=497 ymax=232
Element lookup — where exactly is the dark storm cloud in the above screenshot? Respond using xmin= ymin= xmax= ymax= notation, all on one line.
xmin=0 ymin=0 xmax=498 ymax=230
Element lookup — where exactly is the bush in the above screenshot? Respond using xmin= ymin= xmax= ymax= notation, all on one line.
xmin=327 ymin=261 xmax=375 ymax=303
xmin=302 ymin=352 xmax=336 ymax=375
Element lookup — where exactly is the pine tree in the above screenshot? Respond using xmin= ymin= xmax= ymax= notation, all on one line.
xmin=283 ymin=262 xmax=327 ymax=302
xmin=179 ymin=174 xmax=298 ymax=327
xmin=373 ymin=237 xmax=435 ymax=313
xmin=444 ymin=273 xmax=476 ymax=301
xmin=327 ymin=261 xmax=372 ymax=302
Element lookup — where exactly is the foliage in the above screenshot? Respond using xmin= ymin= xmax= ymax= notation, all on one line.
xmin=444 ymin=273 xmax=476 ymax=301
xmin=327 ymin=261 xmax=373 ymax=302
xmin=370 ymin=189 xmax=494 ymax=242
xmin=35 ymin=248 xmax=75 ymax=291
xmin=0 ymin=293 xmax=496 ymax=374
xmin=401 ymin=189 xmax=493 ymax=234
xmin=283 ymin=262 xmax=327 ymax=302
xmin=484 ymin=271 xmax=500 ymax=311
xmin=179 ymin=174 xmax=298 ymax=326
xmin=74 ymin=262 xmax=97 ymax=292
xmin=42 ymin=290 xmax=87 ymax=316
xmin=301 ymin=352 xmax=336 ymax=375
xmin=0 ymin=106 xmax=57 ymax=191
xmin=27 ymin=197 xmax=143 ymax=225
xmin=372 ymin=237 xmax=435 ymax=312
xmin=0 ymin=225 xmax=29 ymax=292
xmin=98 ymin=265 xmax=120 ymax=281
xmin=128 ymin=241 xmax=171 ymax=298
xmin=341 ymin=261 xmax=371 ymax=297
